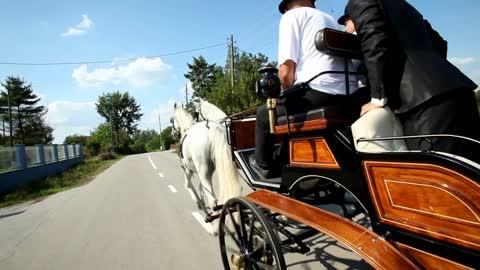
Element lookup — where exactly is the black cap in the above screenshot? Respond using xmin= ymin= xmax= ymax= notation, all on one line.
xmin=337 ymin=14 xmax=350 ymax=25
xmin=279 ymin=0 xmax=315 ymax=14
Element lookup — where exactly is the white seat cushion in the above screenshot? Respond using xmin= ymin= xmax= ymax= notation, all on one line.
xmin=352 ymin=108 xmax=407 ymax=153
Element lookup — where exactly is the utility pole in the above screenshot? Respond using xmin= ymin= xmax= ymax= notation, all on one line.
xmin=185 ymin=83 xmax=188 ymax=105
xmin=6 ymin=88 xmax=13 ymax=147
xmin=229 ymin=34 xmax=235 ymax=91
xmin=1 ymin=118 xmax=5 ymax=147
xmin=158 ymin=113 xmax=163 ymax=151
xmin=109 ymin=111 xmax=115 ymax=152
xmin=229 ymin=34 xmax=236 ymax=115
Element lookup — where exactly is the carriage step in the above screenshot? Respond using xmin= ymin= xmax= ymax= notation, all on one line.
xmin=246 ymin=189 xmax=421 ymax=270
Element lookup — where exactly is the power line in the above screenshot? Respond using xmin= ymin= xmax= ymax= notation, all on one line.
xmin=0 ymin=42 xmax=228 ymax=66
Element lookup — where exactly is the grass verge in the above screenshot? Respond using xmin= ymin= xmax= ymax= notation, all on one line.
xmin=0 ymin=155 xmax=122 ymax=209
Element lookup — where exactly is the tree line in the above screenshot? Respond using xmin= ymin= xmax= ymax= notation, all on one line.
xmin=0 ymin=76 xmax=176 ymax=158
xmin=184 ymin=46 xmax=276 ymax=114
xmin=66 ymin=91 xmax=176 ymax=157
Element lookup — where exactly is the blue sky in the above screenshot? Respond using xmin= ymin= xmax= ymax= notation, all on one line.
xmin=0 ymin=0 xmax=479 ymax=143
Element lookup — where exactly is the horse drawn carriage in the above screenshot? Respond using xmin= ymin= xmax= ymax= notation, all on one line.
xmin=212 ymin=28 xmax=479 ymax=270
xmin=171 ymin=28 xmax=479 ymax=269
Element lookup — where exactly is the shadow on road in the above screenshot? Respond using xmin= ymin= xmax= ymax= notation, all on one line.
xmin=0 ymin=210 xmax=26 ymax=220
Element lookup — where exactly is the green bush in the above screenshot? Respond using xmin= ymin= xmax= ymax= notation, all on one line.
xmin=113 ymin=143 xmax=132 ymax=155
xmin=86 ymin=141 xmax=101 ymax=157
xmin=130 ymin=141 xmax=147 ymax=154
xmin=98 ymin=152 xmax=116 ymax=161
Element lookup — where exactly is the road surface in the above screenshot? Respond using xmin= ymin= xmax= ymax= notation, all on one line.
xmin=0 ymin=151 xmax=369 ymax=269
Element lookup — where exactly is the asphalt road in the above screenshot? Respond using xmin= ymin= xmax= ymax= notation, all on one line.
xmin=0 ymin=151 xmax=369 ymax=270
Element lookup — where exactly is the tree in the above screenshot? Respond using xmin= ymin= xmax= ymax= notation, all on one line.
xmin=96 ymin=91 xmax=143 ymax=145
xmin=160 ymin=126 xmax=176 ymax=150
xmin=87 ymin=122 xmax=128 ymax=155
xmin=0 ymin=76 xmax=54 ymax=145
xmin=205 ymin=51 xmax=273 ymax=113
xmin=22 ymin=115 xmax=54 ymax=145
xmin=132 ymin=129 xmax=158 ymax=153
xmin=64 ymin=134 xmax=89 ymax=145
xmin=184 ymin=56 xmax=217 ymax=100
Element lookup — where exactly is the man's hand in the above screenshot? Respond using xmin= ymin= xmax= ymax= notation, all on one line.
xmin=279 ymin=60 xmax=296 ymax=90
xmin=360 ymin=102 xmax=383 ymax=116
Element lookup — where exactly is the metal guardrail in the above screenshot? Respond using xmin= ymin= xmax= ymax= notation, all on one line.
xmin=0 ymin=144 xmax=83 ymax=172
xmin=0 ymin=148 xmax=16 ymax=172
xmin=0 ymin=144 xmax=84 ymax=194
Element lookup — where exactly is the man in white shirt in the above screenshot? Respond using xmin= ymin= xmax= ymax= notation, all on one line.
xmin=250 ymin=0 xmax=368 ymax=178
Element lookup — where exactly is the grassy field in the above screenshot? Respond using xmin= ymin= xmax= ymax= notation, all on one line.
xmin=0 ymin=156 xmax=121 ymax=209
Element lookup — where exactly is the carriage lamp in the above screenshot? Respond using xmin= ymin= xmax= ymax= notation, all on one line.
xmin=257 ymin=64 xmax=281 ymax=134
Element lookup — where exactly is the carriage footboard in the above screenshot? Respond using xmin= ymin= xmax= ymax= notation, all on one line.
xmin=246 ymin=190 xmax=421 ymax=270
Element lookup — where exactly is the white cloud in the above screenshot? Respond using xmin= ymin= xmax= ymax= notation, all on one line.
xmin=449 ymin=57 xmax=477 ymax=66
xmin=46 ymin=100 xmax=101 ymax=143
xmin=72 ymin=57 xmax=172 ymax=88
xmin=61 ymin=14 xmax=93 ymax=37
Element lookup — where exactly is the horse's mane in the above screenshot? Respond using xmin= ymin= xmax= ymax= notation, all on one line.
xmin=199 ymin=99 xmax=227 ymax=122
xmin=174 ymin=105 xmax=195 ymax=132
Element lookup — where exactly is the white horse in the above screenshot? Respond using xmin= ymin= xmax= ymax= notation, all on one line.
xmin=171 ymin=104 xmax=242 ymax=234
xmin=194 ymin=99 xmax=227 ymax=123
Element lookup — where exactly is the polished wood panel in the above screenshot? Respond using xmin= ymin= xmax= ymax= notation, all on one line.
xmin=363 ymin=161 xmax=480 ymax=250
xmin=289 ymin=136 xmax=340 ymax=169
xmin=396 ymin=243 xmax=473 ymax=270
xmin=247 ymin=190 xmax=421 ymax=270
xmin=230 ymin=119 xmax=256 ymax=150
xmin=275 ymin=118 xmax=344 ymax=134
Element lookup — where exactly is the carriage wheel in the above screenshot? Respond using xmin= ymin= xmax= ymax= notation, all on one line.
xmin=219 ymin=197 xmax=286 ymax=270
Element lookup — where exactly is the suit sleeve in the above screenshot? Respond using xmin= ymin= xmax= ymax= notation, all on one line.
xmin=346 ymin=0 xmax=389 ymax=100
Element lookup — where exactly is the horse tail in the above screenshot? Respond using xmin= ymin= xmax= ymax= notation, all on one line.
xmin=210 ymin=125 xmax=242 ymax=204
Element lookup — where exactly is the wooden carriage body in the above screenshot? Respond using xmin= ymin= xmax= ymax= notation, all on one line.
xmin=227 ymin=105 xmax=479 ymax=269
xmin=217 ymin=28 xmax=479 ymax=269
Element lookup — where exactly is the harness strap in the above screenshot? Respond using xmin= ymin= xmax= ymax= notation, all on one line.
xmin=202 ymin=186 xmax=218 ymax=207
xmin=178 ymin=132 xmax=188 ymax=159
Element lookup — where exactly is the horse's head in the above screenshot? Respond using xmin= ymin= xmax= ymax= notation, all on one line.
xmin=171 ymin=102 xmax=194 ymax=138
xmin=170 ymin=116 xmax=181 ymax=140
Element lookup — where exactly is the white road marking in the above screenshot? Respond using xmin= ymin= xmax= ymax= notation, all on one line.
xmin=158 ymin=172 xmax=165 ymax=178
xmin=146 ymin=154 xmax=157 ymax=170
xmin=192 ymin=211 xmax=212 ymax=234
xmin=168 ymin=185 xmax=178 ymax=193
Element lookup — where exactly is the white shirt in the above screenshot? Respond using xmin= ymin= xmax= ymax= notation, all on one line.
xmin=278 ymin=7 xmax=358 ymax=95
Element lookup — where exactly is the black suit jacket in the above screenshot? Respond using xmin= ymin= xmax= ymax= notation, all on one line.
xmin=346 ymin=0 xmax=477 ymax=113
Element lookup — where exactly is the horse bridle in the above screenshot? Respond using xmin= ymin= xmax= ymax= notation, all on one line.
xmin=170 ymin=117 xmax=181 ymax=140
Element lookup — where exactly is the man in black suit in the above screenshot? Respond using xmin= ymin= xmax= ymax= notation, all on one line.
xmin=344 ymin=0 xmax=480 ymax=162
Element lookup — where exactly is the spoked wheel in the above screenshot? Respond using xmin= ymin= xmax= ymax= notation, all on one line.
xmin=219 ymin=197 xmax=286 ymax=270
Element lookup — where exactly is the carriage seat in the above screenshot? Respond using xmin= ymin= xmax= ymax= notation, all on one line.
xmin=275 ymin=106 xmax=350 ymax=134
xmin=274 ymin=29 xmax=362 ymax=135
xmin=314 ymin=28 xmax=362 ymax=60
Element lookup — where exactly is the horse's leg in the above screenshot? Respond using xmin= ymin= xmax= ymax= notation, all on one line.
xmin=196 ymin=164 xmax=216 ymax=210
xmin=183 ymin=168 xmax=198 ymax=202
xmin=197 ymin=166 xmax=221 ymax=235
